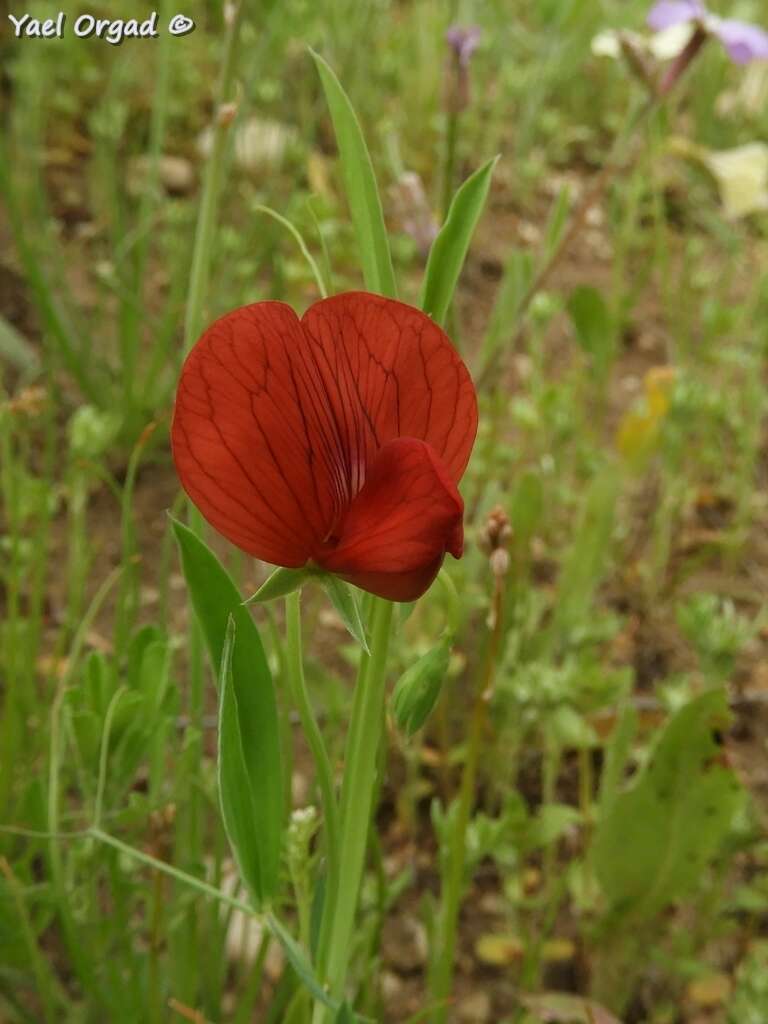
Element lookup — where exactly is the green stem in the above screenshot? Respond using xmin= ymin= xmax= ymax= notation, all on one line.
xmin=441 ymin=112 xmax=459 ymax=223
xmin=429 ymin=575 xmax=504 ymax=1022
xmin=183 ymin=1 xmax=244 ymax=352
xmin=177 ymin=2 xmax=245 ymax=926
xmin=428 ymin=680 xmax=488 ymax=1023
xmin=315 ymin=597 xmax=394 ymax=1018
xmin=284 ymin=591 xmax=340 ymax=924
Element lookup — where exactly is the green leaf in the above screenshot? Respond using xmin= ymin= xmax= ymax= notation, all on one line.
xmin=334 ymin=1003 xmax=356 ymax=1024
xmin=311 ymin=50 xmax=396 ymax=298
xmin=419 ymin=156 xmax=498 ymax=326
xmin=243 ymin=566 xmax=311 ymax=604
xmin=542 ymin=183 xmax=571 ymax=259
xmin=391 ymin=639 xmax=450 ymax=736
xmin=567 ymin=285 xmax=615 ymax=375
xmin=597 ymin=702 xmax=637 ymax=818
xmin=218 ymin=618 xmax=264 ymax=903
xmin=593 ymin=689 xmax=743 ymax=921
xmin=526 ymin=803 xmax=581 ymax=851
xmin=320 ymin=575 xmax=370 ymax=653
xmin=172 ymin=518 xmax=284 ymax=906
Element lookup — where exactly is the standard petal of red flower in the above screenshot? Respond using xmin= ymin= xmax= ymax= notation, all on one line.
xmin=301 ymin=292 xmax=477 ymax=484
xmin=315 ymin=437 xmax=464 ymax=601
xmin=172 ymin=291 xmax=477 ymax=597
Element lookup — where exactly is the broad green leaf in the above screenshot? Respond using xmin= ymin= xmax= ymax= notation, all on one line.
xmin=419 ymin=156 xmax=498 ymax=326
xmin=320 ymin=575 xmax=370 ymax=654
xmin=567 ymin=285 xmax=615 ymax=375
xmin=392 ymin=639 xmax=450 ymax=736
xmin=593 ymin=689 xmax=743 ymax=921
xmin=243 ymin=566 xmax=311 ymax=604
xmin=172 ymin=518 xmax=284 ymax=905
xmin=311 ymin=50 xmax=396 ymax=298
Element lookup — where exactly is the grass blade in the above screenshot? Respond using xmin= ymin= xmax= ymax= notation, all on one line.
xmin=420 ymin=156 xmax=498 ymax=326
xmin=311 ymin=50 xmax=396 ymax=298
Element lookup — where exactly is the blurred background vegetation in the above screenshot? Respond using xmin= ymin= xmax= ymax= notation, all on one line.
xmin=2 ymin=0 xmax=768 ymax=1021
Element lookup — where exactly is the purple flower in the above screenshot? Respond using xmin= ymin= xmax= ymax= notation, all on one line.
xmin=445 ymin=24 xmax=482 ymax=67
xmin=648 ymin=1 xmax=768 ymax=63
xmin=648 ymin=1 xmax=705 ymax=31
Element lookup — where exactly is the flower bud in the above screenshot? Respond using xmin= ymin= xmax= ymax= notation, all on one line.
xmin=444 ymin=24 xmax=482 ymax=113
xmin=392 ymin=640 xmax=451 ymax=736
xmin=490 ymin=547 xmax=510 ymax=579
xmin=478 ymin=504 xmax=512 ymax=554
xmin=217 ymin=101 xmax=238 ymax=126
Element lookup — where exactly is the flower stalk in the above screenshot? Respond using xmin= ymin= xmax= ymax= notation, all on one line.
xmin=285 ymin=591 xmax=340 ymax=925
xmin=314 ymin=596 xmax=395 ymax=1020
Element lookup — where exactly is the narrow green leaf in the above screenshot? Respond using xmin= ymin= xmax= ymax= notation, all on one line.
xmin=320 ymin=575 xmax=371 ymax=654
xmin=567 ymin=284 xmax=615 ymax=375
xmin=171 ymin=518 xmax=284 ymax=905
xmin=311 ymin=50 xmax=396 ymax=298
xmin=243 ymin=566 xmax=311 ymax=604
xmin=420 ymin=156 xmax=498 ymax=326
xmin=542 ymin=183 xmax=571 ymax=259
xmin=593 ymin=689 xmax=743 ymax=921
xmin=218 ymin=617 xmax=264 ymax=903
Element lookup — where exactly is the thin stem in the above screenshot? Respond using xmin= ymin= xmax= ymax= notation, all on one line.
xmin=178 ymin=2 xmax=245 ymax=922
xmin=315 ymin=597 xmax=394 ymax=1019
xmin=89 ymin=828 xmax=254 ymax=915
xmin=429 ymin=573 xmax=505 ymax=1022
xmin=93 ymin=685 xmax=127 ymax=830
xmin=183 ymin=1 xmax=244 ymax=352
xmin=441 ymin=112 xmax=459 ymax=222
xmin=253 ymin=205 xmax=328 ymax=298
xmin=284 ymin=591 xmax=340 ymax=921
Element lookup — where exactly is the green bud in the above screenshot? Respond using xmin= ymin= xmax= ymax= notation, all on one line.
xmin=392 ymin=639 xmax=451 ymax=736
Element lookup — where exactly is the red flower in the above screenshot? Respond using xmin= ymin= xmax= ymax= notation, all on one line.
xmin=172 ymin=291 xmax=478 ymax=601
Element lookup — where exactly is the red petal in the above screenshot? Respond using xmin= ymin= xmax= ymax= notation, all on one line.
xmin=301 ymin=292 xmax=477 ymax=484
xmin=316 ymin=437 xmax=464 ymax=601
xmin=172 ymin=302 xmax=341 ymax=566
